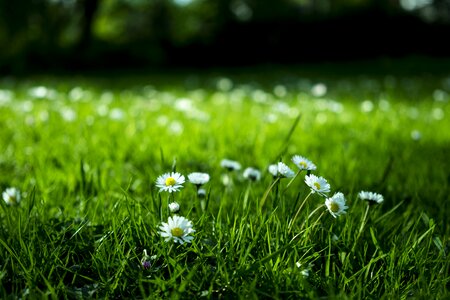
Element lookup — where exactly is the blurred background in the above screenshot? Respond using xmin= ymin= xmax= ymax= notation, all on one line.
xmin=1 ymin=0 xmax=450 ymax=74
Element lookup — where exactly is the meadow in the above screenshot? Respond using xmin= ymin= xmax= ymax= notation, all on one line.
xmin=0 ymin=66 xmax=449 ymax=299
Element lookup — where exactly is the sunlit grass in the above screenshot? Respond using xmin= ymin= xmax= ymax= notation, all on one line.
xmin=0 ymin=71 xmax=449 ymax=298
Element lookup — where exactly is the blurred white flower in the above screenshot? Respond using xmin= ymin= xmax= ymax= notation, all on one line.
xmin=2 ymin=187 xmax=21 ymax=205
xmin=28 ymin=86 xmax=48 ymax=99
xmin=292 ymin=155 xmax=317 ymax=171
xmin=168 ymin=121 xmax=184 ymax=135
xmin=109 ymin=108 xmax=125 ymax=120
xmin=175 ymin=98 xmax=194 ymax=112
xmin=188 ymin=172 xmax=210 ymax=186
xmin=361 ymin=100 xmax=374 ymax=113
xmin=216 ymin=77 xmax=233 ymax=91
xmin=411 ymin=130 xmax=422 ymax=141
xmin=311 ymin=83 xmax=327 ymax=97
xmin=433 ymin=89 xmax=448 ymax=102
xmin=60 ymin=107 xmax=76 ymax=122
xmin=220 ymin=159 xmax=241 ymax=171
xmin=0 ymin=89 xmax=13 ymax=105
xmin=432 ymin=108 xmax=444 ymax=120
xmin=273 ymin=85 xmax=287 ymax=98
xmin=168 ymin=202 xmax=180 ymax=213
xmin=358 ymin=191 xmax=384 ymax=204
xmin=69 ymin=87 xmax=85 ymax=102
xmin=268 ymin=164 xmax=278 ymax=177
xmin=243 ymin=167 xmax=261 ymax=181
xmin=276 ymin=162 xmax=295 ymax=178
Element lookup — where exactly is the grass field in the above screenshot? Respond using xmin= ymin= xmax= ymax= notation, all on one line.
xmin=1 ymin=66 xmax=449 ymax=299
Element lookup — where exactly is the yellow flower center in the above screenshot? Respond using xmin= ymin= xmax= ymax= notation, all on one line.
xmin=165 ymin=177 xmax=176 ymax=186
xmin=313 ymin=182 xmax=321 ymax=190
xmin=300 ymin=162 xmax=307 ymax=168
xmin=330 ymin=202 xmax=340 ymax=213
xmin=171 ymin=227 xmax=184 ymax=237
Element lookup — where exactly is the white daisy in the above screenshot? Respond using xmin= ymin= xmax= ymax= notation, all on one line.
xmin=155 ymin=172 xmax=185 ymax=193
xmin=358 ymin=191 xmax=384 ymax=204
xmin=159 ymin=215 xmax=195 ymax=244
xmin=243 ymin=167 xmax=261 ymax=181
xmin=325 ymin=192 xmax=348 ymax=218
xmin=292 ymin=155 xmax=317 ymax=171
xmin=304 ymin=174 xmax=330 ymax=196
xmin=2 ymin=187 xmax=21 ymax=205
xmin=188 ymin=172 xmax=210 ymax=186
xmin=220 ymin=159 xmax=241 ymax=171
xmin=277 ymin=162 xmax=295 ymax=178
xmin=168 ymin=202 xmax=180 ymax=213
xmin=268 ymin=164 xmax=278 ymax=177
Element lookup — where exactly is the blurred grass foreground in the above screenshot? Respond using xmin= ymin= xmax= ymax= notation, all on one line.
xmin=0 ymin=66 xmax=449 ymax=297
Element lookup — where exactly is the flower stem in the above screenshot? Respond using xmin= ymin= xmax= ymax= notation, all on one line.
xmin=300 ymin=204 xmax=325 ymax=231
xmin=259 ymin=177 xmax=280 ymax=210
xmin=283 ymin=170 xmax=301 ymax=193
xmin=351 ymin=203 xmax=370 ymax=253
xmin=288 ymin=191 xmax=313 ymax=234
xmin=243 ymin=182 xmax=251 ymax=211
xmin=310 ymin=209 xmax=326 ymax=229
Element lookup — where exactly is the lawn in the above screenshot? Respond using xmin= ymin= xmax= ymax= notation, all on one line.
xmin=1 ymin=65 xmax=449 ymax=298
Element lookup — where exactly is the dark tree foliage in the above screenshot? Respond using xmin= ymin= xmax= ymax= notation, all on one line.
xmin=0 ymin=0 xmax=449 ymax=73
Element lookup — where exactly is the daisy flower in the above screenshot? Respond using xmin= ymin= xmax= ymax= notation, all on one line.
xmin=276 ymin=162 xmax=295 ymax=178
xmin=325 ymin=192 xmax=348 ymax=218
xmin=155 ymin=172 xmax=185 ymax=193
xmin=268 ymin=164 xmax=278 ymax=177
xmin=2 ymin=187 xmax=21 ymax=205
xmin=304 ymin=174 xmax=330 ymax=196
xmin=358 ymin=191 xmax=384 ymax=204
xmin=292 ymin=155 xmax=317 ymax=171
xmin=159 ymin=215 xmax=195 ymax=244
xmin=220 ymin=159 xmax=241 ymax=171
xmin=188 ymin=172 xmax=210 ymax=186
xmin=168 ymin=202 xmax=180 ymax=213
xmin=243 ymin=167 xmax=261 ymax=181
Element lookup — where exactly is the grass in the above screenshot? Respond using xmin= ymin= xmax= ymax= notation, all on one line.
xmin=0 ymin=67 xmax=449 ymax=299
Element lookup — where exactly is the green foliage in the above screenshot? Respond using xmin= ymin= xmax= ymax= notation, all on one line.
xmin=0 ymin=70 xmax=449 ymax=298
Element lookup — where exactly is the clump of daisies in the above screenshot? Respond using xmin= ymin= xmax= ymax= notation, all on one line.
xmin=2 ymin=187 xmax=21 ymax=205
xmin=155 ymin=172 xmax=185 ymax=193
xmin=159 ymin=215 xmax=195 ymax=244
